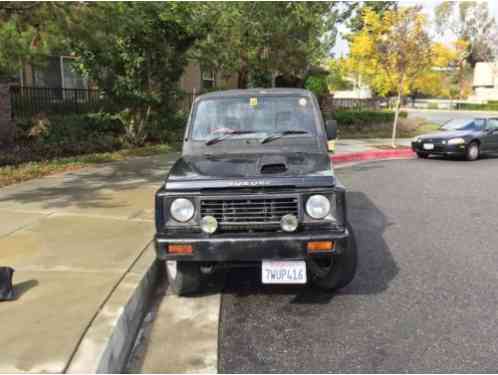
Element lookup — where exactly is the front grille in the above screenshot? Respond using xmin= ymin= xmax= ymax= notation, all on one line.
xmin=200 ymin=196 xmax=299 ymax=226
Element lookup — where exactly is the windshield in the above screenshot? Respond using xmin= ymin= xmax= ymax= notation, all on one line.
xmin=190 ymin=96 xmax=317 ymax=141
xmin=441 ymin=118 xmax=485 ymax=131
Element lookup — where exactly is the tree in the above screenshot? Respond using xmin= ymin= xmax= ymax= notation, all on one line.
xmin=191 ymin=2 xmax=340 ymax=89
xmin=343 ymin=1 xmax=398 ymax=34
xmin=65 ymin=2 xmax=207 ymax=145
xmin=435 ymin=1 xmax=497 ymax=65
xmin=326 ymin=58 xmax=352 ymax=91
xmin=346 ymin=6 xmax=433 ymax=148
xmin=0 ymin=2 xmax=68 ymax=78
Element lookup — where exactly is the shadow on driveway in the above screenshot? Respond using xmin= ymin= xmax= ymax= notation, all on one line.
xmin=0 ymin=155 xmax=176 ymax=211
xmin=221 ymin=191 xmax=399 ymax=304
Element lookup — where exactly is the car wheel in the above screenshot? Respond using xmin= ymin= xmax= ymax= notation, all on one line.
xmin=166 ymin=261 xmax=201 ymax=296
xmin=416 ymin=152 xmax=429 ymax=159
xmin=309 ymin=223 xmax=357 ymax=291
xmin=465 ymin=141 xmax=480 ymax=161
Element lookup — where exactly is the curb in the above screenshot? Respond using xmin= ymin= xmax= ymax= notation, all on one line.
xmin=331 ymin=149 xmax=415 ymax=165
xmin=66 ymin=243 xmax=160 ymax=373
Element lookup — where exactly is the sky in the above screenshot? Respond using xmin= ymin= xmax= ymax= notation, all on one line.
xmin=332 ymin=0 xmax=498 ymax=57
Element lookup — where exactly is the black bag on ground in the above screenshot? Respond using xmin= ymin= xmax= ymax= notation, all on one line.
xmin=0 ymin=267 xmax=15 ymax=301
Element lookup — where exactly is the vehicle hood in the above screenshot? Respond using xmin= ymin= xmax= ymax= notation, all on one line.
xmin=419 ymin=130 xmax=475 ymax=140
xmin=165 ymin=152 xmax=335 ymax=190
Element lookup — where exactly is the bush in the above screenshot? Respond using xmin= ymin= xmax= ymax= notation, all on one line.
xmin=459 ymin=102 xmax=498 ymax=111
xmin=146 ymin=111 xmax=188 ymax=144
xmin=3 ymin=113 xmax=126 ymax=167
xmin=305 ymin=75 xmax=329 ymax=98
xmin=330 ymin=110 xmax=407 ymax=128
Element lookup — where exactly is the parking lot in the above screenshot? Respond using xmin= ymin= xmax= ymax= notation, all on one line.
xmin=217 ymin=157 xmax=498 ymax=372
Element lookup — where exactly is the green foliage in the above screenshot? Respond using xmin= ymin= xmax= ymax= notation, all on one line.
xmin=304 ymin=75 xmax=329 ymax=97
xmin=0 ymin=3 xmax=68 ymax=77
xmin=458 ymin=101 xmax=498 ymax=111
xmin=331 ymin=110 xmax=408 ymax=128
xmin=327 ymin=59 xmax=352 ymax=91
xmin=344 ymin=1 xmax=398 ymax=34
xmin=65 ymin=2 xmax=207 ymax=145
xmin=191 ymin=2 xmax=340 ymax=88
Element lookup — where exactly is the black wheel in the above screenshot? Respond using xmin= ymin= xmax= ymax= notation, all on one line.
xmin=165 ymin=261 xmax=201 ymax=296
xmin=309 ymin=224 xmax=357 ymax=291
xmin=465 ymin=141 xmax=480 ymax=161
xmin=416 ymin=152 xmax=429 ymax=159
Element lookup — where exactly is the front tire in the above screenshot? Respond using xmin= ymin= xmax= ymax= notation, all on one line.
xmin=166 ymin=261 xmax=201 ymax=296
xmin=416 ymin=152 xmax=429 ymax=159
xmin=309 ymin=224 xmax=357 ymax=291
xmin=465 ymin=141 xmax=480 ymax=161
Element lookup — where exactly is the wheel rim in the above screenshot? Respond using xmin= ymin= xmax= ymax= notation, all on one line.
xmin=469 ymin=144 xmax=479 ymax=159
xmin=166 ymin=260 xmax=177 ymax=279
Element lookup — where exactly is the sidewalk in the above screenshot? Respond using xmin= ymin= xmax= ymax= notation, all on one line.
xmin=0 ymin=153 xmax=177 ymax=373
xmin=335 ymin=138 xmax=412 ymax=154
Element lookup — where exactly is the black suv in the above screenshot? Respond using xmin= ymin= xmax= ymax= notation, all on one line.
xmin=155 ymin=89 xmax=357 ymax=295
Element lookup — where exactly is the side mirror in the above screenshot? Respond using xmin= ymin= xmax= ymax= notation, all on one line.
xmin=325 ymin=119 xmax=337 ymax=140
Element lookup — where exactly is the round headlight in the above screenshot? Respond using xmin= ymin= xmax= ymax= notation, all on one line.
xmin=306 ymin=195 xmax=331 ymax=219
xmin=170 ymin=198 xmax=195 ymax=222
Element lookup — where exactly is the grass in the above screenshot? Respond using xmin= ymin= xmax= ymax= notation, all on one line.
xmin=338 ymin=120 xmax=440 ymax=139
xmin=0 ymin=143 xmax=176 ymax=188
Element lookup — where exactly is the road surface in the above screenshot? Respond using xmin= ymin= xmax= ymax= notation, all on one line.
xmin=219 ymin=156 xmax=498 ymax=372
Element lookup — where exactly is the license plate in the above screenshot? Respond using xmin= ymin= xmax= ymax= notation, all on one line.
xmin=423 ymin=143 xmax=434 ymax=150
xmin=261 ymin=260 xmax=307 ymax=284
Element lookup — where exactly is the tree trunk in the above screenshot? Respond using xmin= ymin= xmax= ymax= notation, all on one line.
xmin=391 ymin=89 xmax=402 ymax=149
xmin=238 ymin=66 xmax=248 ymax=89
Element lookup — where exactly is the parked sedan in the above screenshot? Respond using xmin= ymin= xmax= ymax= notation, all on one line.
xmin=412 ymin=117 xmax=498 ymax=161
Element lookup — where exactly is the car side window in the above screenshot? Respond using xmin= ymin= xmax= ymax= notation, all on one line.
xmin=487 ymin=119 xmax=498 ymax=131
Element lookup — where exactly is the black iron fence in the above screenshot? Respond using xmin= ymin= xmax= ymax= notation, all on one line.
xmin=10 ymin=86 xmax=108 ymax=119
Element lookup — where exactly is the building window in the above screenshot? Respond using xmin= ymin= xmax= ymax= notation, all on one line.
xmin=202 ymin=70 xmax=216 ymax=90
xmin=30 ymin=56 xmax=87 ymax=90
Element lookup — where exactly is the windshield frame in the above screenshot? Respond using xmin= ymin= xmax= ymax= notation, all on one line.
xmin=185 ymin=94 xmax=322 ymax=143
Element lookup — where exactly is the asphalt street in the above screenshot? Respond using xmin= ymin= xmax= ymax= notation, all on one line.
xmin=219 ymin=157 xmax=498 ymax=372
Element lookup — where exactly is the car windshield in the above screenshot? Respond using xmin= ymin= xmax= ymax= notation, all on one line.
xmin=190 ymin=96 xmax=317 ymax=141
xmin=442 ymin=118 xmax=485 ymax=131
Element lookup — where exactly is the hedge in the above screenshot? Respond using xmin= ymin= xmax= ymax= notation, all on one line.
xmin=329 ymin=110 xmax=407 ymax=127
xmin=459 ymin=101 xmax=498 ymax=111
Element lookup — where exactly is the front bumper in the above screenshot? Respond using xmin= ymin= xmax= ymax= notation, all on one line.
xmin=155 ymin=228 xmax=349 ymax=261
xmin=411 ymin=141 xmax=466 ymax=155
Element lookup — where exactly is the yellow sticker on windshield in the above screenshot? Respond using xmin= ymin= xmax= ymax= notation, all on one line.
xmin=249 ymin=97 xmax=258 ymax=107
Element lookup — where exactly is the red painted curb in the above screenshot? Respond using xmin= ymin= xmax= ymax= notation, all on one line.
xmin=331 ymin=148 xmax=415 ymax=165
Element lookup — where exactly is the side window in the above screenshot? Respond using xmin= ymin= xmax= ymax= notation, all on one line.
xmin=487 ymin=119 xmax=498 ymax=131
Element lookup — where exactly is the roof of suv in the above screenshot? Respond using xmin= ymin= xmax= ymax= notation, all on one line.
xmin=197 ymin=88 xmax=313 ymax=100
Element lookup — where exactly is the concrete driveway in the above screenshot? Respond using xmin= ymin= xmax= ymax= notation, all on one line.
xmin=0 ymin=153 xmax=176 ymax=373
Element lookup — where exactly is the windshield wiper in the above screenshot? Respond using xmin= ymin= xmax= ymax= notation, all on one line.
xmin=260 ymin=130 xmax=308 ymax=144
xmin=205 ymin=131 xmax=256 ymax=145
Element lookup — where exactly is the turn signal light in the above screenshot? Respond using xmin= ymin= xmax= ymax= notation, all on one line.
xmin=168 ymin=244 xmax=193 ymax=254
xmin=307 ymin=241 xmax=334 ymax=252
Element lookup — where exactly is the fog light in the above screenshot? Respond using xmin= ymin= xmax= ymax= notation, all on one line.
xmin=201 ymin=215 xmax=218 ymax=234
xmin=281 ymin=214 xmax=298 ymax=232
